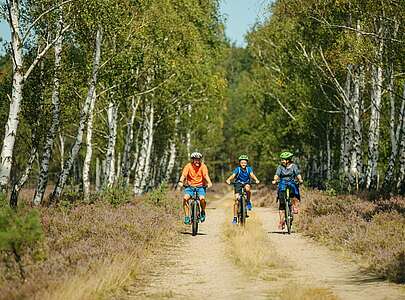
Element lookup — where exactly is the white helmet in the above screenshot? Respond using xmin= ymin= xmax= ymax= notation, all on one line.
xmin=190 ymin=152 xmax=203 ymax=159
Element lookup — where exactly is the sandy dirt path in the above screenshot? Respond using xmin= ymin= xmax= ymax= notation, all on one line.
xmin=255 ymin=207 xmax=405 ymax=300
xmin=121 ymin=193 xmax=273 ymax=299
xmin=117 ymin=192 xmax=404 ymax=300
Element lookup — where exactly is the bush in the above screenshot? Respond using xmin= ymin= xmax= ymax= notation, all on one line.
xmin=100 ymin=184 xmax=132 ymax=207
xmin=298 ymin=190 xmax=405 ymax=283
xmin=0 ymin=194 xmax=43 ymax=278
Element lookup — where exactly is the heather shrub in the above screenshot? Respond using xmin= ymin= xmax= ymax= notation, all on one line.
xmin=0 ymin=186 xmax=181 ymax=299
xmin=298 ymin=190 xmax=405 ymax=283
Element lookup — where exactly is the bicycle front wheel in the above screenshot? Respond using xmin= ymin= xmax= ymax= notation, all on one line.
xmin=285 ymin=201 xmax=292 ymax=234
xmin=191 ymin=201 xmax=199 ymax=236
xmin=239 ymin=195 xmax=246 ymax=226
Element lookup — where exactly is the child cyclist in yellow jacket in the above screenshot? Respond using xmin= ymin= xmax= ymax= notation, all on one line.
xmin=226 ymin=154 xmax=260 ymax=224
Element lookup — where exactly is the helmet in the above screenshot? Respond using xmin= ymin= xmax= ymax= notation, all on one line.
xmin=190 ymin=152 xmax=203 ymax=159
xmin=238 ymin=154 xmax=249 ymax=161
xmin=280 ymin=151 xmax=294 ymax=160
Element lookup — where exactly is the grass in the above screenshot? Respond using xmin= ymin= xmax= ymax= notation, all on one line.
xmin=0 ymin=187 xmax=182 ymax=299
xmin=278 ymin=283 xmax=339 ymax=300
xmin=298 ymin=190 xmax=405 ymax=283
xmin=222 ymin=213 xmax=282 ymax=279
xmin=222 ymin=211 xmax=339 ymax=300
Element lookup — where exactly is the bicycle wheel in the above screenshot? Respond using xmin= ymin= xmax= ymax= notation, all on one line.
xmin=239 ymin=195 xmax=246 ymax=226
xmin=285 ymin=199 xmax=292 ymax=234
xmin=191 ymin=200 xmax=199 ymax=236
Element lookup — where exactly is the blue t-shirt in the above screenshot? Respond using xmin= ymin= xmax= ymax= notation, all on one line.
xmin=233 ymin=166 xmax=253 ymax=183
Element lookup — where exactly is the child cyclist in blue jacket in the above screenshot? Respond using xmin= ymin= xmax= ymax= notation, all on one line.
xmin=226 ymin=154 xmax=260 ymax=224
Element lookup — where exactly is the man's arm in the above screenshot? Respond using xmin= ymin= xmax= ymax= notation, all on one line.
xmin=225 ymin=173 xmax=236 ymax=184
xmin=249 ymin=172 xmax=260 ymax=184
xmin=178 ymin=174 xmax=186 ymax=187
xmin=297 ymin=174 xmax=304 ymax=184
xmin=204 ymin=174 xmax=213 ymax=188
xmin=272 ymin=175 xmax=280 ymax=185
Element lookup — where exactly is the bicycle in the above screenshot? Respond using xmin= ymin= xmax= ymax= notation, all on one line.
xmin=185 ymin=186 xmax=207 ymax=236
xmin=276 ymin=179 xmax=298 ymax=234
xmin=230 ymin=182 xmax=255 ymax=226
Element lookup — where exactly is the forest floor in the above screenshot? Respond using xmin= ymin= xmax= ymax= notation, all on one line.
xmin=113 ymin=190 xmax=405 ymax=300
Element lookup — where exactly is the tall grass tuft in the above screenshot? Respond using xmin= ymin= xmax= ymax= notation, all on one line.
xmin=223 ymin=214 xmax=281 ymax=278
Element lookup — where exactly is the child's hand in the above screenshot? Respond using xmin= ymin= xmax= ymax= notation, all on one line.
xmin=226 ymin=179 xmax=231 ymax=185
xmin=255 ymin=179 xmax=260 ymax=184
xmin=272 ymin=180 xmax=277 ymax=185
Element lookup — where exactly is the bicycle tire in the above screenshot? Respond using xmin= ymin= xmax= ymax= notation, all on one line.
xmin=191 ymin=200 xmax=199 ymax=236
xmin=239 ymin=194 xmax=246 ymax=226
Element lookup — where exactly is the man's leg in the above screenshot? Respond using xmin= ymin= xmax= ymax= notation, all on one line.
xmin=199 ymin=196 xmax=207 ymax=222
xmin=245 ymin=184 xmax=252 ymax=210
xmin=278 ymin=210 xmax=285 ymax=229
xmin=232 ymin=193 xmax=239 ymax=223
xmin=292 ymin=197 xmax=299 ymax=214
xmin=183 ymin=194 xmax=191 ymax=224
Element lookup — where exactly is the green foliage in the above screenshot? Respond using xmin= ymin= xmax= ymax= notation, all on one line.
xmin=100 ymin=184 xmax=132 ymax=207
xmin=0 ymin=194 xmax=43 ymax=259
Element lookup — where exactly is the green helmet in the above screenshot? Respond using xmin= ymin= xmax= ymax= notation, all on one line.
xmin=238 ymin=154 xmax=249 ymax=161
xmin=280 ymin=151 xmax=294 ymax=160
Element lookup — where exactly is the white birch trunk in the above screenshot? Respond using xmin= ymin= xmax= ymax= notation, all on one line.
xmin=0 ymin=0 xmax=24 ymax=189
xmin=10 ymin=140 xmax=37 ymax=208
xmin=165 ymin=113 xmax=179 ymax=182
xmin=82 ymin=92 xmax=96 ymax=199
xmin=165 ymin=141 xmax=176 ymax=181
xmin=104 ymin=101 xmax=118 ymax=187
xmin=140 ymin=102 xmax=154 ymax=192
xmin=133 ymin=101 xmax=154 ymax=194
xmin=33 ymin=12 xmax=64 ymax=205
xmin=397 ymin=84 xmax=405 ymax=191
xmin=383 ymin=73 xmax=404 ymax=190
xmin=116 ymin=152 xmax=121 ymax=181
xmin=59 ymin=133 xmax=65 ymax=170
xmin=51 ymin=28 xmax=102 ymax=202
xmin=121 ymin=97 xmax=140 ymax=186
xmin=341 ymin=70 xmax=352 ymax=180
xmin=349 ymin=66 xmax=363 ymax=188
xmin=366 ymin=36 xmax=384 ymax=190
xmin=326 ymin=127 xmax=331 ymax=181
xmin=186 ymin=103 xmax=192 ymax=157
xmin=95 ymin=157 xmax=101 ymax=192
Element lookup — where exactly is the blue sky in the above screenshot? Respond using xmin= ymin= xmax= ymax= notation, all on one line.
xmin=0 ymin=0 xmax=272 ymax=52
xmin=220 ymin=0 xmax=272 ymax=47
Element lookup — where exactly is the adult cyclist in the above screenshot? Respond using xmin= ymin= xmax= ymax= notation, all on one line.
xmin=178 ymin=152 xmax=213 ymax=225
xmin=226 ymin=154 xmax=260 ymax=224
xmin=272 ymin=151 xmax=303 ymax=229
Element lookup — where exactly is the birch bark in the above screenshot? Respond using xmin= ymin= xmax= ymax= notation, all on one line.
xmin=165 ymin=113 xmax=180 ymax=181
xmin=33 ymin=11 xmax=64 ymax=205
xmin=0 ymin=0 xmax=24 ymax=189
xmin=133 ymin=100 xmax=154 ymax=194
xmin=82 ymin=92 xmax=97 ymax=199
xmin=104 ymin=100 xmax=118 ymax=187
xmin=366 ymin=34 xmax=384 ymax=190
xmin=51 ymin=28 xmax=102 ymax=202
xmin=121 ymin=97 xmax=140 ymax=186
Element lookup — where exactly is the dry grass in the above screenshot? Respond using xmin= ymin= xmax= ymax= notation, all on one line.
xmin=298 ymin=190 xmax=405 ymax=283
xmin=222 ymin=213 xmax=282 ymax=278
xmin=0 ymin=189 xmax=181 ymax=299
xmin=40 ymin=254 xmax=139 ymax=300
xmin=278 ymin=283 xmax=339 ymax=300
